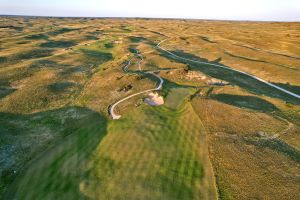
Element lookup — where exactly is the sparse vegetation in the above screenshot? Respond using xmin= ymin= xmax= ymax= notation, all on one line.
xmin=0 ymin=17 xmax=299 ymax=200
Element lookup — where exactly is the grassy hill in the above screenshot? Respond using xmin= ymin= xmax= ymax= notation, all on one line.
xmin=0 ymin=16 xmax=299 ymax=199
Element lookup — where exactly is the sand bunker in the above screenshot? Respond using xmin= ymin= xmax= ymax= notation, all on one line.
xmin=144 ymin=92 xmax=164 ymax=106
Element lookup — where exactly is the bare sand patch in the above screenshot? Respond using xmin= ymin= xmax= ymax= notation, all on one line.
xmin=144 ymin=92 xmax=164 ymax=106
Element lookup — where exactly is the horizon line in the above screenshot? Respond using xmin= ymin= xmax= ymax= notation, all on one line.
xmin=0 ymin=14 xmax=299 ymax=23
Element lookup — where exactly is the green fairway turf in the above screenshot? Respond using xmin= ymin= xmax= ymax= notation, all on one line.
xmin=1 ymin=17 xmax=300 ymax=200
xmin=165 ymin=87 xmax=194 ymax=109
xmin=7 ymin=102 xmax=217 ymax=200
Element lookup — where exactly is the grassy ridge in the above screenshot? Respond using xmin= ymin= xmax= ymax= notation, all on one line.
xmin=1 ymin=107 xmax=107 ymax=199
xmin=87 ymin=101 xmax=217 ymax=199
xmin=4 ymin=108 xmax=106 ymax=199
xmin=7 ymin=100 xmax=217 ymax=200
xmin=1 ymin=17 xmax=300 ymax=200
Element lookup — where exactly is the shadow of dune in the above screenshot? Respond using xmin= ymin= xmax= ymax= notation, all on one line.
xmin=212 ymin=94 xmax=278 ymax=113
xmin=223 ymin=51 xmax=299 ymax=71
xmin=271 ymin=82 xmax=300 ymax=96
xmin=244 ymin=138 xmax=300 ymax=164
xmin=199 ymin=36 xmax=216 ymax=43
xmin=2 ymin=106 xmax=108 ymax=199
xmin=80 ymin=49 xmax=113 ymax=65
xmin=40 ymin=40 xmax=77 ymax=48
xmin=129 ymin=36 xmax=145 ymax=43
xmin=47 ymin=28 xmax=79 ymax=36
xmin=159 ymin=49 xmax=300 ymax=105
xmin=0 ymin=86 xmax=17 ymax=100
xmin=24 ymin=34 xmax=48 ymax=40
xmin=47 ymin=82 xmax=79 ymax=93
xmin=233 ymin=43 xmax=300 ymax=61
xmin=0 ymin=56 xmax=8 ymax=64
xmin=15 ymin=49 xmax=54 ymax=60
xmin=149 ymin=30 xmax=167 ymax=37
xmin=29 ymin=60 xmax=70 ymax=70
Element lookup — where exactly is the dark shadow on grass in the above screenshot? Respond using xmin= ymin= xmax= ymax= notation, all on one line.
xmin=244 ymin=138 xmax=300 ymax=164
xmin=47 ymin=28 xmax=79 ymax=36
xmin=59 ymin=66 xmax=88 ymax=76
xmin=120 ymin=25 xmax=132 ymax=32
xmin=212 ymin=94 xmax=278 ymax=113
xmin=16 ymin=40 xmax=30 ymax=44
xmin=80 ymin=49 xmax=113 ymax=65
xmin=233 ymin=43 xmax=300 ymax=61
xmin=2 ymin=51 xmax=54 ymax=65
xmin=24 ymin=34 xmax=48 ymax=40
xmin=0 ymin=86 xmax=16 ymax=100
xmin=158 ymin=78 xmax=194 ymax=98
xmin=129 ymin=36 xmax=145 ymax=43
xmin=29 ymin=60 xmax=69 ymax=69
xmin=158 ymin=49 xmax=300 ymax=105
xmin=15 ymin=49 xmax=54 ymax=60
xmin=199 ymin=36 xmax=215 ymax=43
xmin=104 ymin=42 xmax=114 ymax=48
xmin=0 ymin=26 xmax=23 ymax=31
xmin=2 ymin=106 xmax=108 ymax=199
xmin=48 ymin=82 xmax=78 ymax=93
xmin=224 ymin=51 xmax=298 ymax=71
xmin=271 ymin=82 xmax=300 ymax=96
xmin=128 ymin=46 xmax=137 ymax=53
xmin=85 ymin=35 xmax=98 ymax=40
xmin=40 ymin=40 xmax=77 ymax=48
xmin=149 ymin=30 xmax=167 ymax=37
xmin=0 ymin=56 xmax=8 ymax=64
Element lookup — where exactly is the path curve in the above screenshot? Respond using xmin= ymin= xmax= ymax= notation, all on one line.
xmin=157 ymin=39 xmax=300 ymax=99
xmin=109 ymin=50 xmax=164 ymax=119
xmin=110 ymin=37 xmax=299 ymax=120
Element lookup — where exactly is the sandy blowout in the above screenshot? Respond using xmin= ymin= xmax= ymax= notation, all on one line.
xmin=144 ymin=92 xmax=164 ymax=106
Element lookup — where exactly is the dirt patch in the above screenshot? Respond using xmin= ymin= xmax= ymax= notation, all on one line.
xmin=144 ymin=92 xmax=164 ymax=106
xmin=186 ymin=71 xmax=207 ymax=80
xmin=207 ymin=78 xmax=229 ymax=86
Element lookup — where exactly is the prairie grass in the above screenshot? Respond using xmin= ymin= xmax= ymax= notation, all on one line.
xmin=0 ymin=17 xmax=300 ymax=200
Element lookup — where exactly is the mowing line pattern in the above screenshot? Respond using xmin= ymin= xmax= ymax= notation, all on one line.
xmin=81 ymin=103 xmax=217 ymax=199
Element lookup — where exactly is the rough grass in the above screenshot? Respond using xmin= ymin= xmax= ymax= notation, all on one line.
xmin=15 ymin=49 xmax=54 ymax=60
xmin=159 ymin=50 xmax=300 ymax=105
xmin=209 ymin=135 xmax=300 ymax=200
xmin=1 ymin=17 xmax=300 ymax=200
xmin=47 ymin=27 xmax=78 ymax=36
xmin=47 ymin=82 xmax=78 ymax=93
xmin=40 ymin=40 xmax=77 ymax=48
xmin=80 ymin=49 xmax=113 ymax=65
xmin=0 ymin=87 xmax=16 ymax=100
xmin=191 ymin=97 xmax=300 ymax=199
xmin=165 ymin=87 xmax=194 ymax=109
xmin=0 ymin=56 xmax=8 ymax=63
xmin=24 ymin=34 xmax=48 ymax=40
xmin=211 ymin=94 xmax=278 ymax=113
xmin=1 ymin=107 xmax=107 ymax=199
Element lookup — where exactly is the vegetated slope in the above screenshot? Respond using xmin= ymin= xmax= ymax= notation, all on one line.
xmin=191 ymin=97 xmax=300 ymax=200
xmin=4 ymin=108 xmax=108 ymax=200
xmin=7 ymin=100 xmax=217 ymax=200
xmin=0 ymin=17 xmax=300 ymax=200
xmin=0 ymin=17 xmax=118 ymax=197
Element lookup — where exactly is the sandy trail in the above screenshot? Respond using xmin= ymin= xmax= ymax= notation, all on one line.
xmin=109 ymin=50 xmax=164 ymax=120
xmin=110 ymin=37 xmax=299 ymax=120
xmin=157 ymin=39 xmax=300 ymax=99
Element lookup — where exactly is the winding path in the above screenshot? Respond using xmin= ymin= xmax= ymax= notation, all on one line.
xmin=109 ymin=37 xmax=299 ymax=120
xmin=157 ymin=39 xmax=300 ymax=99
xmin=109 ymin=50 xmax=164 ymax=120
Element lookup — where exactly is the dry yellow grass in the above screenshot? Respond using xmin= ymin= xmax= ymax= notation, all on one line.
xmin=1 ymin=17 xmax=299 ymax=199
